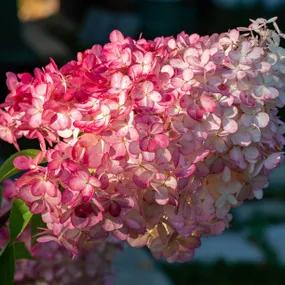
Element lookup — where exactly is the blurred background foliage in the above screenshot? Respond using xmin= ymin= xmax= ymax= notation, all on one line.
xmin=0 ymin=1 xmax=285 ymax=284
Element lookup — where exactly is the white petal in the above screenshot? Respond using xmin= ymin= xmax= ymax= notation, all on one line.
xmin=227 ymin=195 xmax=238 ymax=206
xmin=244 ymin=146 xmax=259 ymax=163
xmin=161 ymin=65 xmax=174 ymax=77
xmin=213 ymin=137 xmax=227 ymax=153
xmin=229 ymin=147 xmax=243 ymax=162
xmin=254 ymin=112 xmax=269 ymax=128
xmin=223 ymin=118 xmax=238 ymax=134
xmin=255 ymin=85 xmax=279 ymax=99
xmin=224 ymin=106 xmax=238 ymax=119
xmin=169 ymin=59 xmax=188 ymax=69
xmin=253 ymin=189 xmax=263 ymax=200
xmin=204 ymin=114 xmax=221 ymax=131
xmin=249 ymin=127 xmax=261 ymax=142
xmin=222 ymin=167 xmax=231 ymax=183
xmin=231 ymin=130 xmax=251 ymax=146
xmin=239 ymin=114 xmax=253 ymax=127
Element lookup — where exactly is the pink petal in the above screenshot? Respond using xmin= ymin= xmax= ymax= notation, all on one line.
xmin=187 ymin=105 xmax=204 ymax=121
xmin=154 ymin=134 xmax=169 ymax=149
xmin=29 ymin=112 xmax=42 ymax=128
xmin=31 ymin=180 xmax=47 ymax=196
xmin=264 ymin=152 xmax=283 ymax=169
xmin=151 ymin=123 xmax=164 ymax=135
xmin=0 ymin=126 xmax=14 ymax=145
xmin=222 ymin=118 xmax=238 ymax=134
xmin=89 ymin=176 xmax=101 ymax=188
xmin=128 ymin=141 xmax=140 ymax=154
xmin=201 ymin=49 xmax=210 ymax=65
xmin=155 ymin=187 xmax=169 ymax=205
xmin=140 ymin=136 xmax=153 ymax=152
xmin=6 ymin=72 xmax=18 ymax=92
xmin=169 ymin=59 xmax=188 ymax=69
xmin=161 ymin=65 xmax=174 ymax=77
xmin=164 ymin=176 xmax=177 ymax=190
xmin=142 ymin=151 xmax=155 ymax=161
xmin=149 ymin=91 xmax=161 ymax=102
xmin=45 ymin=182 xmax=57 ymax=197
xmin=69 ymin=177 xmax=85 ymax=191
xmin=37 ymin=235 xmax=58 ymax=243
xmin=103 ymin=217 xmax=122 ymax=232
xmin=176 ymin=164 xmax=196 ymax=178
xmin=71 ymin=214 xmax=90 ymax=229
xmin=133 ymin=167 xmax=153 ymax=188
xmin=30 ymin=200 xmax=46 ymax=214
xmin=171 ymin=77 xmax=184 ymax=88
xmin=81 ymin=185 xmax=95 ymax=202
xmin=200 ymin=93 xmax=216 ymax=113
xmin=183 ymin=69 xmax=194 ymax=81
xmin=109 ymin=30 xmax=124 ymax=42
xmin=13 ymin=156 xmax=34 ymax=170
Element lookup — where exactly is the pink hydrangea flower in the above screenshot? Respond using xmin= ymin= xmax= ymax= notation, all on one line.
xmin=0 ymin=18 xmax=284 ymax=263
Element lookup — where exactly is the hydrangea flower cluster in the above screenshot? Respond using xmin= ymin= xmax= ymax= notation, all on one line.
xmin=0 ymin=193 xmax=115 ymax=285
xmin=0 ymin=18 xmax=284 ymax=262
xmin=15 ymin=242 xmax=114 ymax=285
xmin=0 ymin=230 xmax=115 ymax=285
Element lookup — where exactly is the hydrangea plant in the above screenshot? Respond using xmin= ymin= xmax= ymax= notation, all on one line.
xmin=0 ymin=17 xmax=284 ymax=284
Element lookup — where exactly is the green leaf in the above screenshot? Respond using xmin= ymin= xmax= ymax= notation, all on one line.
xmin=31 ymin=214 xmax=45 ymax=236
xmin=0 ymin=244 xmax=15 ymax=285
xmin=9 ymin=199 xmax=33 ymax=242
xmin=0 ymin=149 xmax=40 ymax=183
xmin=31 ymin=214 xmax=46 ymax=245
xmin=14 ymin=242 xmax=33 ymax=260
